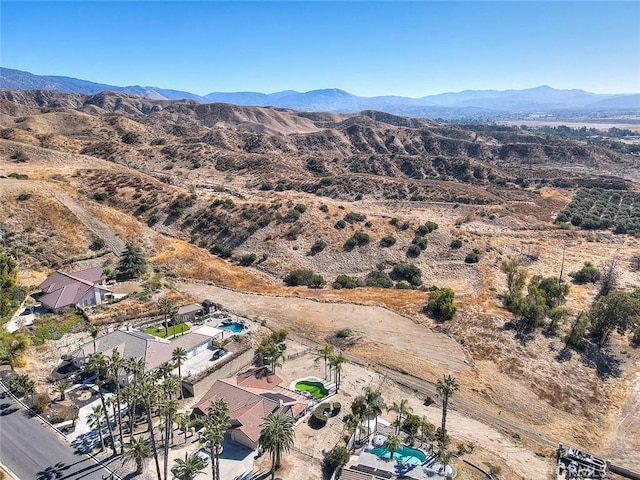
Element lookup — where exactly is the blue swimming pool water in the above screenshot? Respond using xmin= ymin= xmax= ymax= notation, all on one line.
xmin=218 ymin=322 xmax=245 ymax=333
xmin=369 ymin=445 xmax=426 ymax=466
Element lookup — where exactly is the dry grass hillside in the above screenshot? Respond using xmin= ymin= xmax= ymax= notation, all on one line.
xmin=1 ymin=90 xmax=640 ymax=472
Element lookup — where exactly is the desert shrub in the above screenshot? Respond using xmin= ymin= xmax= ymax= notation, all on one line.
xmin=284 ymin=209 xmax=301 ymax=223
xmin=365 ymin=270 xmax=393 ymax=288
xmin=260 ymin=181 xmax=274 ymax=191
xmin=450 ymin=239 xmax=463 ymax=249
xmin=121 ymin=132 xmax=141 ymax=144
xmin=415 ymin=221 xmax=438 ymax=236
xmin=150 ymin=138 xmax=166 ymax=145
xmin=309 ymin=239 xmax=327 ymax=255
xmin=319 ymin=204 xmax=329 ymax=213
xmin=147 ymin=214 xmax=159 ymax=226
xmin=424 ymin=287 xmax=457 ymax=320
xmin=570 ymin=261 xmax=601 ymax=284
xmin=344 ymin=231 xmax=370 ymax=251
xmin=239 ymin=253 xmax=257 ymax=266
xmin=364 ymin=220 xmax=373 ymax=227
xmin=390 ymin=217 xmax=399 ymax=226
xmin=284 ymin=269 xmax=325 ymax=288
xmin=391 ymin=263 xmax=422 ymax=286
xmin=17 ymin=193 xmax=31 ymax=201
xmin=256 ymin=214 xmax=272 ymax=228
xmin=379 ymin=235 xmax=396 ymax=248
xmin=211 ymin=242 xmax=233 ymax=259
xmin=324 ymin=446 xmax=350 ymax=473
xmin=395 ymin=281 xmax=411 ymax=289
xmin=406 ymin=244 xmax=422 ymax=258
xmin=344 ymin=212 xmax=366 ymax=223
xmin=89 ymin=238 xmax=106 ymax=251
xmin=294 ymin=203 xmax=307 ymax=213
xmin=11 ymin=150 xmax=29 ymax=162
xmin=412 ymin=236 xmax=428 ymax=250
xmin=333 ymin=275 xmax=358 ymax=289
xmin=465 ymin=251 xmax=480 ymax=263
xmin=169 ymin=194 xmax=192 ymax=217
xmin=93 ymin=192 xmax=108 ymax=202
xmin=334 ymin=220 xmax=347 ymax=229
xmin=7 ymin=173 xmax=28 ymax=180
xmin=32 ymin=391 xmax=50 ymax=414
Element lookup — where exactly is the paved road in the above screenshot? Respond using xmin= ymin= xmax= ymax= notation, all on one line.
xmin=0 ymin=384 xmax=116 ymax=480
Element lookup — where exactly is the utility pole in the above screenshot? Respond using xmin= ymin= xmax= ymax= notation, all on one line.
xmin=559 ymin=243 xmax=566 ymax=285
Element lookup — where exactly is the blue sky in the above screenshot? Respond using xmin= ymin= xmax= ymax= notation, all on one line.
xmin=1 ymin=1 xmax=639 ymax=97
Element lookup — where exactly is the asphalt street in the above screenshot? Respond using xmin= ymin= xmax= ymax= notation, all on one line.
xmin=0 ymin=383 xmax=116 ymax=480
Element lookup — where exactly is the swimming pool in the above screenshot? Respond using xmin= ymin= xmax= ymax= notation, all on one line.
xmin=218 ymin=322 xmax=246 ymax=333
xmin=369 ymin=445 xmax=426 ymax=466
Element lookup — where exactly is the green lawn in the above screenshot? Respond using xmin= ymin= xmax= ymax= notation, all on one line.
xmin=145 ymin=323 xmax=190 ymax=338
xmin=295 ymin=380 xmax=329 ymax=399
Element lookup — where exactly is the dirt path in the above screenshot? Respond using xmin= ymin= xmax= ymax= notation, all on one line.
xmin=608 ymin=368 xmax=640 ymax=468
xmin=50 ymin=189 xmax=125 ymax=254
xmin=177 ymin=281 xmax=470 ymax=373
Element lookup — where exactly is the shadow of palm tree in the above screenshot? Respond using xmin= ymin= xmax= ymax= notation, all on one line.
xmin=234 ymin=469 xmax=271 ymax=480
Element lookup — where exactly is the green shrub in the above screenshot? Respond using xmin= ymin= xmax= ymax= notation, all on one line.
xmin=284 ymin=269 xmax=325 ymax=288
xmin=391 ymin=263 xmax=422 ymax=286
xmin=260 ymin=181 xmax=274 ymax=191
xmin=284 ymin=209 xmax=301 ymax=223
xmin=424 ymin=287 xmax=457 ymax=320
xmin=11 ymin=150 xmax=29 ymax=162
xmin=450 ymin=239 xmax=463 ymax=249
xmin=17 ymin=193 xmax=31 ymax=201
xmin=211 ymin=242 xmax=233 ymax=259
xmin=415 ymin=221 xmax=438 ymax=236
xmin=344 ymin=231 xmax=370 ymax=251
xmin=333 ymin=275 xmax=358 ymax=289
xmin=93 ymin=192 xmax=107 ymax=202
xmin=569 ymin=261 xmax=601 ymax=284
xmin=379 ymin=235 xmax=396 ymax=248
xmin=294 ymin=203 xmax=307 ymax=213
xmin=465 ymin=251 xmax=480 ymax=263
xmin=324 ymin=446 xmax=350 ymax=473
xmin=365 ymin=270 xmax=393 ymax=288
xmin=406 ymin=244 xmax=422 ymax=258
xmin=334 ymin=220 xmax=347 ymax=229
xmin=89 ymin=238 xmax=106 ymax=251
xmin=239 ymin=253 xmax=257 ymax=266
xmin=344 ymin=212 xmax=366 ymax=223
xmin=148 ymin=214 xmax=159 ymax=226
xmin=309 ymin=239 xmax=327 ymax=256
xmin=319 ymin=204 xmax=329 ymax=213
xmin=412 ymin=236 xmax=428 ymax=250
xmin=32 ymin=391 xmax=50 ymax=414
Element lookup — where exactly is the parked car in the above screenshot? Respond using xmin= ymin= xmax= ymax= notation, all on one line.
xmin=189 ymin=449 xmax=211 ymax=465
xmin=211 ymin=349 xmax=227 ymax=361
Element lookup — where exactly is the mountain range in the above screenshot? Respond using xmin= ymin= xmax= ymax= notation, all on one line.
xmin=1 ymin=66 xmax=639 ymax=118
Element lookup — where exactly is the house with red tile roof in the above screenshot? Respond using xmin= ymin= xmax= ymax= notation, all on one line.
xmin=192 ymin=367 xmax=311 ymax=449
xmin=37 ymin=267 xmax=111 ymax=312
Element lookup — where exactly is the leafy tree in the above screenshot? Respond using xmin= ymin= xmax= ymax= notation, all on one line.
xmin=0 ymin=250 xmax=18 ymax=289
xmin=436 ymin=374 xmax=459 ymax=441
xmin=566 ymin=312 xmax=589 ymax=348
xmin=379 ymin=235 xmax=396 ymax=248
xmin=0 ymin=333 xmax=30 ymax=371
xmin=501 ymin=256 xmax=527 ymax=312
xmin=333 ymin=275 xmax=358 ymax=289
xmin=387 ymin=399 xmax=412 ymax=435
xmin=518 ymin=285 xmax=549 ymax=329
xmin=465 ymin=251 xmax=480 ymax=263
xmin=424 ymin=288 xmax=457 ymax=320
xmin=589 ymin=290 xmax=640 ymax=346
xmin=122 ymin=436 xmax=152 ymax=474
xmin=116 ymin=242 xmax=147 ymax=279
xmin=283 ymin=269 xmax=325 ymax=288
xmin=344 ymin=231 xmax=370 ymax=251
xmin=365 ymin=269 xmax=393 ymax=288
xmin=324 ymin=446 xmax=350 ymax=473
xmin=390 ymin=263 xmax=422 ymax=286
xmin=529 ymin=275 xmax=569 ymax=308
xmin=259 ymin=413 xmax=295 ymax=480
xmin=570 ymin=261 xmax=601 ymax=284
xmin=598 ymin=257 xmax=619 ymax=298
xmin=450 ymin=239 xmax=463 ymax=249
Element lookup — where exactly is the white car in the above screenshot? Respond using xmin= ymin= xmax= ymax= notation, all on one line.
xmin=189 ymin=449 xmax=211 ymax=466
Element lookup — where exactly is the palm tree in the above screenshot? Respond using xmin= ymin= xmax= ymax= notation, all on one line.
xmin=88 ymin=405 xmax=106 ymax=452
xmin=436 ymin=374 xmax=459 ymax=441
xmin=88 ymin=325 xmax=100 ymax=353
xmin=317 ymin=344 xmax=333 ymax=379
xmin=174 ymin=452 xmax=207 ymax=480
xmin=125 ymin=357 xmax=145 ymax=440
xmin=259 ymin=413 xmax=295 ymax=480
xmin=23 ymin=377 xmax=36 ymax=404
xmin=387 ymin=399 xmax=412 ymax=435
xmin=364 ymin=387 xmax=384 ymax=434
xmin=85 ymin=352 xmax=117 ymax=455
xmin=419 ymin=416 xmax=435 ymax=446
xmin=329 ymin=352 xmax=346 ymax=391
xmin=383 ymin=435 xmax=402 ymax=464
xmin=139 ymin=374 xmax=162 ymax=480
xmin=108 ymin=349 xmax=125 ymax=454
xmin=122 ymin=436 xmax=152 ymax=474
xmin=346 ymin=413 xmax=366 ymax=449
xmin=158 ymin=297 xmax=175 ymax=337
xmin=2 ymin=333 xmax=30 ymax=371
xmin=203 ymin=398 xmax=230 ymax=480
xmin=350 ymin=396 xmax=368 ymax=444
xmin=172 ymin=347 xmax=188 ymax=397
xmin=160 ymin=398 xmax=178 ymax=480
xmin=174 ymin=412 xmax=190 ymax=444
xmin=53 ymin=379 xmax=70 ymax=401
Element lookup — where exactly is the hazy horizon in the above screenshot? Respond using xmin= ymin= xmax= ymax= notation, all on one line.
xmin=2 ymin=1 xmax=639 ymax=97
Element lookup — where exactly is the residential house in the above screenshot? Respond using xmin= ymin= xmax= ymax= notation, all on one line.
xmin=192 ymin=367 xmax=310 ymax=450
xmin=37 ymin=267 xmax=111 ymax=312
xmin=177 ymin=303 xmax=203 ymax=323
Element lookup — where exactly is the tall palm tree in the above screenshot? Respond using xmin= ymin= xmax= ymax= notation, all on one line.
xmin=436 ymin=374 xmax=459 ymax=441
xmin=88 ymin=325 xmax=100 ymax=353
xmin=419 ymin=416 xmax=435 ymax=446
xmin=317 ymin=344 xmax=333 ymax=379
xmin=171 ymin=347 xmax=188 ymax=399
xmin=259 ymin=413 xmax=295 ymax=480
xmin=121 ymin=436 xmax=152 ymax=474
xmin=203 ymin=398 xmax=230 ymax=480
xmin=53 ymin=379 xmax=70 ymax=401
xmin=125 ymin=357 xmax=145 ymax=440
xmin=383 ymin=435 xmax=402 ymax=464
xmin=87 ymin=405 xmax=106 ymax=452
xmin=174 ymin=412 xmax=190 ymax=444
xmin=364 ymin=387 xmax=384 ymax=434
xmin=174 ymin=452 xmax=207 ymax=480
xmin=139 ymin=374 xmax=162 ymax=480
xmin=162 ymin=375 xmax=180 ymax=401
xmin=107 ymin=349 xmax=125 ymax=454
xmin=387 ymin=399 xmax=412 ymax=435
xmin=350 ymin=396 xmax=368 ymax=443
xmin=346 ymin=413 xmax=366 ymax=449
xmin=85 ymin=352 xmax=117 ymax=455
xmin=160 ymin=398 xmax=178 ymax=480
xmin=329 ymin=352 xmax=346 ymax=391
xmin=158 ymin=297 xmax=175 ymax=337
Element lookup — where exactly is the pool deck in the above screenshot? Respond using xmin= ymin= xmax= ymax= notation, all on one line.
xmin=352 ymin=451 xmax=451 ymax=480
